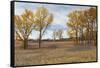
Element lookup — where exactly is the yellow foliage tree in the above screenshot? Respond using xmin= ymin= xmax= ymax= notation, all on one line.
xmin=15 ymin=9 xmax=35 ymax=49
xmin=34 ymin=7 xmax=53 ymax=48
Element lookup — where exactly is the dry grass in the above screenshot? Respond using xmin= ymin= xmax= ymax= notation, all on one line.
xmin=15 ymin=41 xmax=97 ymax=66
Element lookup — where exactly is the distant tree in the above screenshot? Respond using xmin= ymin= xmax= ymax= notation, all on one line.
xmin=53 ymin=31 xmax=57 ymax=41
xmin=34 ymin=7 xmax=53 ymax=48
xmin=52 ymin=29 xmax=63 ymax=41
xmin=57 ymin=29 xmax=63 ymax=40
xmin=15 ymin=9 xmax=35 ymax=49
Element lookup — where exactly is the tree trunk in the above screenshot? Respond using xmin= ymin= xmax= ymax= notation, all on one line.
xmin=54 ymin=36 xmax=56 ymax=41
xmin=81 ymin=28 xmax=84 ymax=46
xmin=75 ymin=29 xmax=78 ymax=46
xmin=87 ymin=22 xmax=90 ymax=46
xmin=79 ymin=30 xmax=81 ymax=46
xmin=23 ymin=38 xmax=28 ymax=49
xmin=39 ymin=29 xmax=42 ymax=48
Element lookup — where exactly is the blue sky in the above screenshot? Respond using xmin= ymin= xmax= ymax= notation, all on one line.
xmin=15 ymin=2 xmax=91 ymax=39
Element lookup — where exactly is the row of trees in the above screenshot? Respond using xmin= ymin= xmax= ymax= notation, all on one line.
xmin=15 ymin=6 xmax=97 ymax=49
xmin=67 ymin=7 xmax=97 ymax=46
xmin=15 ymin=7 xmax=53 ymax=49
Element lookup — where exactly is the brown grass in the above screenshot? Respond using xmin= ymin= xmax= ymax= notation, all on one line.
xmin=15 ymin=41 xmax=96 ymax=66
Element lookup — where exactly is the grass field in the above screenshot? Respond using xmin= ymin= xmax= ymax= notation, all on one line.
xmin=15 ymin=41 xmax=97 ymax=66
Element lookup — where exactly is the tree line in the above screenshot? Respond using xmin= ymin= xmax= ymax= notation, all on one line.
xmin=15 ymin=6 xmax=97 ymax=49
xmin=67 ymin=7 xmax=97 ymax=46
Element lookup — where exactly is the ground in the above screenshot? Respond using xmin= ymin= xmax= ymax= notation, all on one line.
xmin=14 ymin=41 xmax=97 ymax=66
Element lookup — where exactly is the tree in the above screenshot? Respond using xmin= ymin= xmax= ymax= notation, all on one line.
xmin=67 ymin=10 xmax=81 ymax=45
xmin=52 ymin=31 xmax=57 ymax=41
xmin=57 ymin=29 xmax=63 ymax=40
xmin=34 ymin=7 xmax=53 ymax=48
xmin=15 ymin=9 xmax=35 ymax=49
